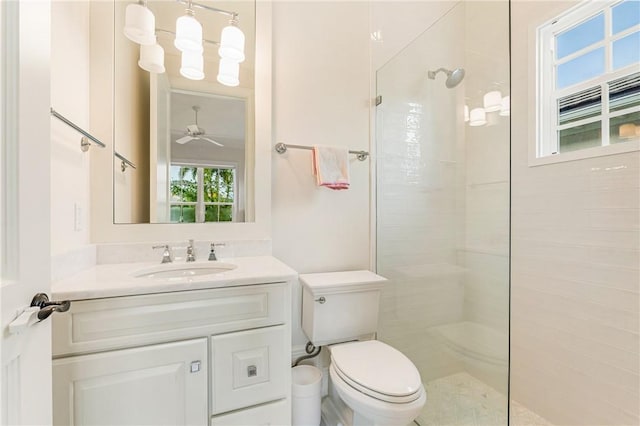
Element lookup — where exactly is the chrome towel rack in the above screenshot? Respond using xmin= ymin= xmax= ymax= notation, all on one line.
xmin=114 ymin=152 xmax=137 ymax=172
xmin=50 ymin=108 xmax=106 ymax=151
xmin=274 ymin=142 xmax=369 ymax=161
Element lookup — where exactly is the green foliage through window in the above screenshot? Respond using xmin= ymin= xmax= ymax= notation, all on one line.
xmin=170 ymin=165 xmax=235 ymax=223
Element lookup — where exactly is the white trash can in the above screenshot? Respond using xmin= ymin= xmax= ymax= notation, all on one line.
xmin=291 ymin=365 xmax=323 ymax=426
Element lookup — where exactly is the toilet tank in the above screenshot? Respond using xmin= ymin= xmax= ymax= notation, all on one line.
xmin=300 ymin=271 xmax=387 ymax=346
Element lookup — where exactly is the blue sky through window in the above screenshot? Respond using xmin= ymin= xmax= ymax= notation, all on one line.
xmin=557 ymin=48 xmax=605 ymax=89
xmin=612 ymin=0 xmax=640 ymax=34
xmin=613 ymin=31 xmax=640 ymax=69
xmin=556 ymin=13 xmax=604 ymax=59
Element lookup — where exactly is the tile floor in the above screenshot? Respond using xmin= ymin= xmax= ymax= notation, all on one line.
xmin=417 ymin=372 xmax=552 ymax=426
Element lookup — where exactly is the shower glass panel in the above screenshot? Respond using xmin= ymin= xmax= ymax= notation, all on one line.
xmin=376 ymin=2 xmax=510 ymax=425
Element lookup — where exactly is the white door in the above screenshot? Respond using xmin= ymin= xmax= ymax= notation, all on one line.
xmin=0 ymin=1 xmax=54 ymax=424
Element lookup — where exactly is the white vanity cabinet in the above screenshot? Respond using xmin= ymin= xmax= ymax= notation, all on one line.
xmin=52 ymin=282 xmax=291 ymax=426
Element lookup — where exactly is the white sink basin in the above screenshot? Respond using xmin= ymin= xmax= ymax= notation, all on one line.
xmin=132 ymin=262 xmax=237 ymax=280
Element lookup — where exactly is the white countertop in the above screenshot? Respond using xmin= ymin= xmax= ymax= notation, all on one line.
xmin=52 ymin=256 xmax=298 ymax=300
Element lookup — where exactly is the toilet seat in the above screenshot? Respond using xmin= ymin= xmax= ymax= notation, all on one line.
xmin=330 ymin=340 xmax=423 ymax=403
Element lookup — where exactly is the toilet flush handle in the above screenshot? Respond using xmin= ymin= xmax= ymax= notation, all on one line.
xmin=315 ymin=296 xmax=326 ymax=304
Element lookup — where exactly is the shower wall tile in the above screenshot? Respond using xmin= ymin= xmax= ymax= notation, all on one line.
xmin=511 ymin=1 xmax=640 ymax=424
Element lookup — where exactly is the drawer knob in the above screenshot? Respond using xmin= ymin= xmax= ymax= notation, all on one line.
xmin=190 ymin=361 xmax=201 ymax=373
xmin=247 ymin=365 xmax=257 ymax=377
xmin=315 ymin=297 xmax=326 ymax=304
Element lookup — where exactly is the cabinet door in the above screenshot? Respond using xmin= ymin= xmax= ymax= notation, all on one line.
xmin=53 ymin=339 xmax=208 ymax=426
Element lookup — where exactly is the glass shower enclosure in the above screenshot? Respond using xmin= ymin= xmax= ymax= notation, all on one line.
xmin=375 ymin=2 xmax=511 ymax=424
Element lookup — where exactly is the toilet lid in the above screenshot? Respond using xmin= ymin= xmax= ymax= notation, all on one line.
xmin=330 ymin=341 xmax=422 ymax=401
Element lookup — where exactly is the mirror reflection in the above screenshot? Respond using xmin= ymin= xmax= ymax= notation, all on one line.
xmin=113 ymin=0 xmax=255 ymax=224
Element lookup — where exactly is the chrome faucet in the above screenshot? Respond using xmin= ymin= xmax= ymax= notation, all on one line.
xmin=186 ymin=239 xmax=196 ymax=262
xmin=152 ymin=244 xmax=173 ymax=264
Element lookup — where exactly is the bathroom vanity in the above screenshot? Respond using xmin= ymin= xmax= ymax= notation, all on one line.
xmin=51 ymin=256 xmax=295 ymax=425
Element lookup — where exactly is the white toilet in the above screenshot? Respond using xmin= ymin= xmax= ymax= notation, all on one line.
xmin=300 ymin=271 xmax=426 ymax=426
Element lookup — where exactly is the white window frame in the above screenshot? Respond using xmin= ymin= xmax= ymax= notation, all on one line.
xmin=534 ymin=0 xmax=640 ymax=166
xmin=169 ymin=162 xmax=238 ymax=223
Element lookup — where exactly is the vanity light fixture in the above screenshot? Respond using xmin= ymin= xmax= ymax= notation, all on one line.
xmin=483 ymin=90 xmax=502 ymax=112
xmin=138 ymin=36 xmax=165 ymax=73
xmin=469 ymin=108 xmax=487 ymax=126
xmin=174 ymin=2 xmax=203 ymax=53
xmin=123 ymin=0 xmax=156 ymax=45
xmin=217 ymin=58 xmax=240 ymax=87
xmin=218 ymin=14 xmax=245 ymax=63
xmin=499 ymin=95 xmax=510 ymax=116
xmin=180 ymin=50 xmax=205 ymax=80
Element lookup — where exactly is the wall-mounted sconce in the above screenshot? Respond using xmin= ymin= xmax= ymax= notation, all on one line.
xmin=123 ymin=0 xmax=245 ymax=87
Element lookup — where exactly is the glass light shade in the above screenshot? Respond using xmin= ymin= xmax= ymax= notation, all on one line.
xmin=218 ymin=24 xmax=245 ymax=63
xmin=499 ymin=95 xmax=510 ymax=116
xmin=217 ymin=58 xmax=239 ymax=87
xmin=469 ymin=108 xmax=487 ymax=126
xmin=464 ymin=105 xmax=469 ymax=122
xmin=619 ymin=123 xmax=637 ymax=139
xmin=123 ymin=3 xmax=156 ymax=45
xmin=175 ymin=14 xmax=203 ymax=53
xmin=180 ymin=50 xmax=204 ymax=80
xmin=483 ymin=90 xmax=502 ymax=112
xmin=138 ymin=41 xmax=165 ymax=73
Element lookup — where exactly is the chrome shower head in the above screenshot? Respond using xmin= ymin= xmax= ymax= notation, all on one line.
xmin=427 ymin=67 xmax=466 ymax=88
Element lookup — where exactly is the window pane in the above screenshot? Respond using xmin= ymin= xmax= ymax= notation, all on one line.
xmin=170 ymin=205 xmax=196 ymax=223
xmin=613 ymin=31 xmax=640 ymax=70
xmin=219 ymin=205 xmax=233 ymax=222
xmin=203 ymin=168 xmax=219 ymax=203
xmin=558 ymin=121 xmax=602 ymax=152
xmin=170 ymin=166 xmax=197 ymax=202
xmin=610 ymin=112 xmax=640 ymax=144
xmin=609 ymin=72 xmax=640 ymax=113
xmin=558 ymin=86 xmax=602 ymax=125
xmin=556 ymin=13 xmax=604 ymax=59
xmin=612 ymin=0 xmax=640 ymax=34
xmin=204 ymin=205 xmax=220 ymax=222
xmin=556 ymin=48 xmax=605 ymax=89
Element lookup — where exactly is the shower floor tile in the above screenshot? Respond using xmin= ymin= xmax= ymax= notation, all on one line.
xmin=418 ymin=372 xmax=552 ymax=426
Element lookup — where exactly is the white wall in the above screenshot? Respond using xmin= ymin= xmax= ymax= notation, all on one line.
xmin=50 ymin=1 xmax=91 ymax=257
xmin=271 ymin=2 xmax=371 ymax=346
xmin=511 ymin=1 xmax=640 ymax=424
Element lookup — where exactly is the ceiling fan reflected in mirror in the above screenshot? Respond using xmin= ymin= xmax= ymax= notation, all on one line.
xmin=174 ymin=106 xmax=224 ymax=146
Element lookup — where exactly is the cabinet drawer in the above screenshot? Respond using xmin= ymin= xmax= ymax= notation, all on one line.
xmin=211 ymin=326 xmax=287 ymax=415
xmin=53 ymin=339 xmax=208 ymax=426
xmin=211 ymin=399 xmax=289 ymax=426
xmin=53 ymin=283 xmax=286 ymax=357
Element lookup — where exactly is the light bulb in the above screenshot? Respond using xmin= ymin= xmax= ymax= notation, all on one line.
xmin=217 ymin=58 xmax=239 ymax=87
xmin=180 ymin=50 xmax=204 ymax=80
xmin=483 ymin=90 xmax=502 ymax=112
xmin=469 ymin=108 xmax=487 ymax=126
xmin=175 ymin=11 xmax=203 ymax=53
xmin=123 ymin=2 xmax=156 ymax=45
xmin=219 ymin=22 xmax=245 ymax=63
xmin=499 ymin=96 xmax=510 ymax=117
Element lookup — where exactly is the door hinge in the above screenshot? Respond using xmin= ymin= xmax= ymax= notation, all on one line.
xmin=375 ymin=95 xmax=382 ymax=106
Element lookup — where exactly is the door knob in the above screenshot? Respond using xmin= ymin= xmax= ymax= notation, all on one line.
xmin=30 ymin=293 xmax=71 ymax=321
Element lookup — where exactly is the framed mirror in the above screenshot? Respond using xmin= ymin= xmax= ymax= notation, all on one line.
xmin=113 ymin=0 xmax=256 ymax=224
xmin=88 ymin=1 xmax=271 ymax=243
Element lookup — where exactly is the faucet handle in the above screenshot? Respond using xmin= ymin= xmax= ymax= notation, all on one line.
xmin=152 ymin=244 xmax=173 ymax=263
xmin=208 ymin=243 xmax=226 ymax=261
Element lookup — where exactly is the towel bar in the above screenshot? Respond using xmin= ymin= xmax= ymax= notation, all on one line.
xmin=274 ymin=142 xmax=369 ymax=161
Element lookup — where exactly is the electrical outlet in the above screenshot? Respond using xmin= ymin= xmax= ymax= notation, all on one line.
xmin=74 ymin=203 xmax=83 ymax=232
